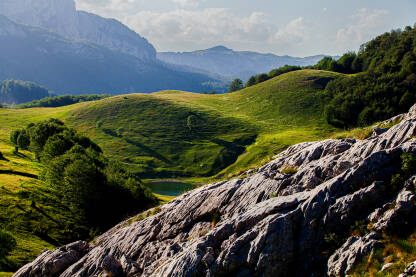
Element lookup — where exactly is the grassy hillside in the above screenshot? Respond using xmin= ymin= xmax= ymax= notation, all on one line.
xmin=0 ymin=142 xmax=73 ymax=272
xmin=0 ymin=70 xmax=341 ymax=179
xmin=0 ymin=69 xmax=347 ymax=273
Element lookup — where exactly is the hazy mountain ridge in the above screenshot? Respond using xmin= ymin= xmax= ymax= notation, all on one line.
xmin=158 ymin=45 xmax=339 ymax=81
xmin=0 ymin=15 xmax=217 ymax=94
xmin=0 ymin=0 xmax=156 ymax=60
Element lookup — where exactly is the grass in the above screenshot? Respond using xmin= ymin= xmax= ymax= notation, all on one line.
xmin=351 ymin=231 xmax=416 ymax=276
xmin=0 ymin=69 xmax=354 ymax=271
xmin=154 ymin=193 xmax=176 ymax=204
xmin=0 ymin=70 xmax=342 ymax=181
xmin=0 ymin=141 xmax=91 ymax=272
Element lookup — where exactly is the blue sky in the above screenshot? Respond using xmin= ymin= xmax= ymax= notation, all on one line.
xmin=74 ymin=0 xmax=416 ymax=56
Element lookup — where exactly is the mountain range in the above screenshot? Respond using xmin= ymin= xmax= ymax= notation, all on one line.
xmin=0 ymin=0 xmax=336 ymax=95
xmin=0 ymin=14 xmax=219 ymax=95
xmin=158 ymin=46 xmax=338 ymax=81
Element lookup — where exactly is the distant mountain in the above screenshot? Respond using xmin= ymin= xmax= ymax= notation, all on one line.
xmin=158 ymin=46 xmax=339 ymax=81
xmin=0 ymin=0 xmax=156 ymax=60
xmin=0 ymin=15 xmax=218 ymax=94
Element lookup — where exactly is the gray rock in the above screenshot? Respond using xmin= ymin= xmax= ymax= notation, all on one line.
xmin=13 ymin=241 xmax=89 ymax=277
xmin=372 ymin=189 xmax=415 ymax=234
xmin=327 ymin=232 xmax=382 ymax=277
xmin=399 ymin=260 xmax=416 ymax=277
xmin=380 ymin=262 xmax=393 ymax=272
xmin=14 ymin=104 xmax=416 ymax=277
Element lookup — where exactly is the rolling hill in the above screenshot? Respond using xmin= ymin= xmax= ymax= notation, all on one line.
xmin=0 ymin=70 xmax=341 ymax=179
xmin=0 ymin=69 xmax=379 ymax=274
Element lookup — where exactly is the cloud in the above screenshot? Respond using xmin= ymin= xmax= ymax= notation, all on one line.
xmin=124 ymin=8 xmax=273 ymax=50
xmin=271 ymin=17 xmax=307 ymax=46
xmin=75 ymin=0 xmax=136 ymax=17
xmin=172 ymin=0 xmax=202 ymax=8
xmin=336 ymin=8 xmax=390 ymax=50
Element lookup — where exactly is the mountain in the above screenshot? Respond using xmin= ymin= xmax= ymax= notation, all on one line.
xmin=158 ymin=45 xmax=338 ymax=81
xmin=0 ymin=0 xmax=156 ymax=60
xmin=13 ymin=104 xmax=416 ymax=277
xmin=0 ymin=15 xmax=218 ymax=94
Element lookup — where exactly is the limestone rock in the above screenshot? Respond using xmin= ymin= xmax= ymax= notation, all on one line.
xmin=13 ymin=241 xmax=89 ymax=277
xmin=400 ymin=260 xmax=416 ymax=277
xmin=327 ymin=233 xmax=382 ymax=277
xmin=14 ymin=104 xmax=416 ymax=277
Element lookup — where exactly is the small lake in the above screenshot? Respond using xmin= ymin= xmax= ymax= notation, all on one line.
xmin=145 ymin=181 xmax=195 ymax=196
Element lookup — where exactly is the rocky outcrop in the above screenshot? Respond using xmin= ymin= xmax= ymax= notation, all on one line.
xmin=13 ymin=241 xmax=89 ymax=277
xmin=400 ymin=261 xmax=416 ymax=277
xmin=14 ymin=104 xmax=416 ymax=277
xmin=0 ymin=0 xmax=156 ymax=60
xmin=327 ymin=232 xmax=382 ymax=276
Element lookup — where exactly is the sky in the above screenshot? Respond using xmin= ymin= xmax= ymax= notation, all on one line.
xmin=74 ymin=0 xmax=416 ymax=57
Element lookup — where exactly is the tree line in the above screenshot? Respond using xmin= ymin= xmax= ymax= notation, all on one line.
xmin=228 ymin=24 xmax=416 ymax=129
xmin=16 ymin=94 xmax=111 ymax=108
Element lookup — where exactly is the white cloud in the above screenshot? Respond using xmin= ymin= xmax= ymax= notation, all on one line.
xmin=172 ymin=0 xmax=202 ymax=8
xmin=271 ymin=17 xmax=307 ymax=46
xmin=336 ymin=8 xmax=389 ymax=51
xmin=75 ymin=0 xmax=136 ymax=17
xmin=124 ymin=8 xmax=273 ymax=50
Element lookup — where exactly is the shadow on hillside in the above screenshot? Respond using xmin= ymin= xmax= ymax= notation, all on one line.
xmin=124 ymin=138 xmax=171 ymax=164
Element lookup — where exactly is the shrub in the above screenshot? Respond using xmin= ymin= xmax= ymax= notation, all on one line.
xmin=281 ymin=166 xmax=298 ymax=175
xmin=0 ymin=229 xmax=17 ymax=258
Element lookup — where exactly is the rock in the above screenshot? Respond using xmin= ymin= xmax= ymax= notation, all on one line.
xmin=372 ymin=128 xmax=389 ymax=136
xmin=13 ymin=241 xmax=89 ymax=277
xmin=400 ymin=260 xmax=416 ymax=277
xmin=372 ymin=189 xmax=415 ymax=234
xmin=380 ymin=262 xmax=393 ymax=272
xmin=14 ymin=104 xmax=416 ymax=276
xmin=327 ymin=232 xmax=382 ymax=277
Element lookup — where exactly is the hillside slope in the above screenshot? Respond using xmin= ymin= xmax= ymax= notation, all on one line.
xmin=0 ymin=141 xmax=76 ymax=272
xmin=14 ymin=102 xmax=416 ymax=277
xmin=0 ymin=70 xmax=340 ymax=178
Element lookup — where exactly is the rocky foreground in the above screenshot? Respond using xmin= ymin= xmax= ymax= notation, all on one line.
xmin=14 ymin=105 xmax=416 ymax=277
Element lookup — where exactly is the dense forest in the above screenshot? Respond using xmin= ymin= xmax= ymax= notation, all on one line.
xmin=17 ymin=94 xmax=111 ymax=108
xmin=237 ymin=24 xmax=416 ymax=128
xmin=0 ymin=80 xmax=53 ymax=105
xmin=10 ymin=119 xmax=156 ymax=236
xmin=321 ymin=25 xmax=416 ymax=127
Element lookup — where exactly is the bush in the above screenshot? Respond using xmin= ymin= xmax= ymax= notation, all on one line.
xmin=0 ymin=229 xmax=17 ymax=258
xmin=281 ymin=166 xmax=298 ymax=175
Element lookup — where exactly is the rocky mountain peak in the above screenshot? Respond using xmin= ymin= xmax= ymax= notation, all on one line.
xmin=0 ymin=0 xmax=156 ymax=60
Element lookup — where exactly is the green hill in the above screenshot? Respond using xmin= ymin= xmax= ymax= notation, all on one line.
xmin=0 ymin=69 xmax=364 ymax=273
xmin=0 ymin=70 xmax=341 ymax=179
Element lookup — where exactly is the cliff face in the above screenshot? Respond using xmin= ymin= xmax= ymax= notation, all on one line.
xmin=14 ymin=105 xmax=416 ymax=277
xmin=0 ymin=0 xmax=156 ymax=60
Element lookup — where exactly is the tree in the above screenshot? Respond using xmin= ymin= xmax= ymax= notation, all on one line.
xmin=255 ymin=74 xmax=269 ymax=84
xmin=228 ymin=78 xmax=243 ymax=92
xmin=0 ymin=229 xmax=17 ymax=259
xmin=17 ymin=130 xmax=30 ymax=150
xmin=245 ymin=76 xmax=256 ymax=87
